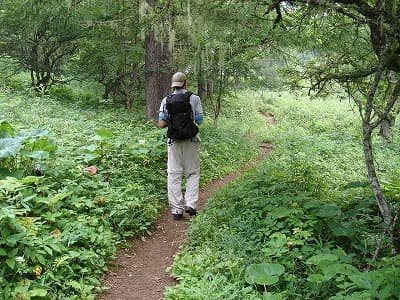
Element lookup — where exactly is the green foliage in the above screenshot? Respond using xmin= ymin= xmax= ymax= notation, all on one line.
xmin=0 ymin=0 xmax=86 ymax=91
xmin=245 ymin=263 xmax=285 ymax=286
xmin=0 ymin=86 xmax=265 ymax=298
xmin=166 ymin=92 xmax=400 ymax=299
xmin=171 ymin=0 xmax=275 ymax=114
xmin=0 ymin=0 xmax=144 ymax=102
xmin=75 ymin=0 xmax=144 ymax=105
xmin=0 ymin=120 xmax=57 ymax=178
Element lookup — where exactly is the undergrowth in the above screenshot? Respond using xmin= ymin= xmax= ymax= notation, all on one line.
xmin=166 ymin=92 xmax=400 ymax=300
xmin=0 ymin=85 xmax=267 ymax=299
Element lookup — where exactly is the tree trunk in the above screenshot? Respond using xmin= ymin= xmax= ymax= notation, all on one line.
xmin=197 ymin=50 xmax=206 ymax=99
xmin=362 ymin=124 xmax=392 ymax=225
xmin=144 ymin=0 xmax=171 ymax=122
xmin=362 ymin=123 xmax=400 ymax=253
xmin=206 ymin=79 xmax=213 ymax=99
xmin=198 ymin=77 xmax=206 ymax=100
xmin=378 ymin=115 xmax=395 ymax=144
xmin=30 ymin=70 xmax=35 ymax=86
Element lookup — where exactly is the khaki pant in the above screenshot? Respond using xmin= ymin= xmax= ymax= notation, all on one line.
xmin=167 ymin=139 xmax=200 ymax=214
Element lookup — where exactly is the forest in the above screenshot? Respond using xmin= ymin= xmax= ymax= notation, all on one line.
xmin=0 ymin=0 xmax=400 ymax=299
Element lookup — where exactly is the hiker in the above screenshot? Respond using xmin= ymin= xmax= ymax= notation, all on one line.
xmin=158 ymin=72 xmax=204 ymax=220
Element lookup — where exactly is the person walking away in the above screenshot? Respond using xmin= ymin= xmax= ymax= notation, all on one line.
xmin=158 ymin=72 xmax=204 ymax=220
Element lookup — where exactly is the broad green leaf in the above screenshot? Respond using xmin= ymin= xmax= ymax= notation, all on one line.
xmin=269 ymin=207 xmax=293 ymax=218
xmin=29 ymin=289 xmax=48 ymax=297
xmin=307 ymin=253 xmax=339 ymax=265
xmin=18 ymin=129 xmax=48 ymax=139
xmin=95 ymin=128 xmax=114 ymax=139
xmin=49 ymin=243 xmax=63 ymax=253
xmin=0 ymin=167 xmax=11 ymax=178
xmin=85 ymin=144 xmax=97 ymax=152
xmin=245 ymin=263 xmax=285 ymax=285
xmin=328 ymin=221 xmax=355 ymax=237
xmin=336 ymin=263 xmax=359 ymax=276
xmin=262 ymin=233 xmax=289 ymax=257
xmin=36 ymin=254 xmax=46 ymax=265
xmin=342 ymin=291 xmax=374 ymax=298
xmin=24 ymin=150 xmax=50 ymax=160
xmin=87 ymin=276 xmax=101 ymax=286
xmin=11 ymin=168 xmax=24 ymax=179
xmin=47 ymin=139 xmax=58 ymax=152
xmin=67 ymin=280 xmax=82 ymax=290
xmin=0 ymin=248 xmax=7 ymax=256
xmin=307 ymin=274 xmax=326 ymax=283
xmin=0 ymin=120 xmax=15 ymax=138
xmin=6 ymin=233 xmax=26 ymax=246
xmin=0 ymin=176 xmax=43 ymax=192
xmin=43 ymin=245 xmax=53 ymax=256
xmin=44 ymin=191 xmax=74 ymax=206
xmin=320 ymin=263 xmax=343 ymax=279
xmin=0 ymin=138 xmax=22 ymax=158
xmin=77 ymin=153 xmax=99 ymax=162
xmin=303 ymin=200 xmax=322 ymax=209
xmin=263 ymin=292 xmax=284 ymax=300
xmin=348 ymin=275 xmax=373 ymax=290
xmin=8 ymin=248 xmax=18 ymax=257
xmin=315 ymin=204 xmax=341 ymax=218
xmin=6 ymin=258 xmax=15 ymax=269
xmin=262 ymin=276 xmax=280 ymax=285
xmin=16 ymin=176 xmax=44 ymax=184
xmin=25 ymin=137 xmax=57 ymax=152
xmin=136 ymin=148 xmax=150 ymax=154
xmin=0 ymin=207 xmax=16 ymax=221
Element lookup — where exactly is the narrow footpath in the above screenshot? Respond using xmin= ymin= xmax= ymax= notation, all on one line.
xmin=98 ymin=115 xmax=275 ymax=300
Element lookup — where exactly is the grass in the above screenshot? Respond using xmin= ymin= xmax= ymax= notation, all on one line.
xmin=0 ymin=83 xmax=268 ymax=299
xmin=165 ymin=91 xmax=400 ymax=300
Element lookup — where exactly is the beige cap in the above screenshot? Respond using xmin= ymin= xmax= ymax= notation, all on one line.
xmin=171 ymin=72 xmax=186 ymax=88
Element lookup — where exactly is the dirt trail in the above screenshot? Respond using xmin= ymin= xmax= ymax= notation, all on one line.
xmin=98 ymin=116 xmax=275 ymax=300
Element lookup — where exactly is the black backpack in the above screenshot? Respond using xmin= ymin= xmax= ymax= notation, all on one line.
xmin=166 ymin=91 xmax=199 ymax=140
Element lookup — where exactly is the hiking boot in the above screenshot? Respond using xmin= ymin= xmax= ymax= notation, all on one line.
xmin=184 ymin=206 xmax=197 ymax=216
xmin=172 ymin=213 xmax=183 ymax=220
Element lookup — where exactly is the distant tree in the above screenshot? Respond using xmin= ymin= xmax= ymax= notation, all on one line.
xmin=77 ymin=0 xmax=144 ymax=110
xmin=0 ymin=0 xmax=85 ymax=92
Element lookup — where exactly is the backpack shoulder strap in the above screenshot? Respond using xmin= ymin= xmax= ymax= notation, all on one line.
xmin=184 ymin=91 xmax=193 ymax=104
xmin=165 ymin=93 xmax=176 ymax=108
xmin=166 ymin=93 xmax=174 ymax=101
